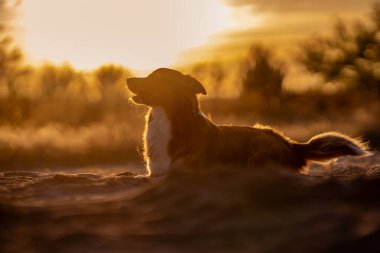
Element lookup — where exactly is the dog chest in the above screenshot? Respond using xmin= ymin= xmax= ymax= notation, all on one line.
xmin=145 ymin=107 xmax=172 ymax=176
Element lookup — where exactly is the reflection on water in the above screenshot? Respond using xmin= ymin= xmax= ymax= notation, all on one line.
xmin=1 ymin=155 xmax=380 ymax=253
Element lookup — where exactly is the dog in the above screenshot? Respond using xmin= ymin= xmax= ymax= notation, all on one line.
xmin=127 ymin=68 xmax=368 ymax=176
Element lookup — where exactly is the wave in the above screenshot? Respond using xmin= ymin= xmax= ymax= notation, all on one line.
xmin=1 ymin=153 xmax=380 ymax=252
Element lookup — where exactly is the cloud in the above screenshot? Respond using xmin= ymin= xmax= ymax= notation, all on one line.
xmin=179 ymin=1 xmax=372 ymax=66
xmin=179 ymin=0 xmax=374 ymax=69
xmin=223 ymin=0 xmax=371 ymax=13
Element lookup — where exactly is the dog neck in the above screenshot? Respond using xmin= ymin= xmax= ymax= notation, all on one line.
xmin=144 ymin=107 xmax=172 ymax=176
xmin=144 ymin=97 xmax=205 ymax=176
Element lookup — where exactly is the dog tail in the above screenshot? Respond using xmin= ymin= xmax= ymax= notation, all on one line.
xmin=293 ymin=132 xmax=369 ymax=161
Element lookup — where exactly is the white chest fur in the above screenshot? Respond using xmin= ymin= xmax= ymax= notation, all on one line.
xmin=144 ymin=107 xmax=172 ymax=176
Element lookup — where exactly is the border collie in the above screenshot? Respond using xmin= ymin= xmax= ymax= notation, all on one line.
xmin=127 ymin=68 xmax=368 ymax=176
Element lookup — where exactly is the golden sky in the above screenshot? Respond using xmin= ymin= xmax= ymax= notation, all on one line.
xmin=21 ymin=0 xmax=372 ymax=71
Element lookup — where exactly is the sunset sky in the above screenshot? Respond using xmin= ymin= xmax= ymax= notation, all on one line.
xmin=20 ymin=0 xmax=372 ymax=71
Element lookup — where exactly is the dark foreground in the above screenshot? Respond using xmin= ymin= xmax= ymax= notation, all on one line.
xmin=1 ymin=153 xmax=380 ymax=253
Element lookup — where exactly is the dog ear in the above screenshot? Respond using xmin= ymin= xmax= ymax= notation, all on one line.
xmin=186 ymin=75 xmax=207 ymax=95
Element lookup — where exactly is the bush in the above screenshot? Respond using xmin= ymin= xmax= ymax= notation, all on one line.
xmin=299 ymin=1 xmax=380 ymax=96
xmin=241 ymin=45 xmax=285 ymax=98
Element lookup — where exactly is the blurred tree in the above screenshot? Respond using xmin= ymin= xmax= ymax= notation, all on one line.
xmin=299 ymin=1 xmax=380 ymax=95
xmin=241 ymin=45 xmax=285 ymax=97
xmin=187 ymin=61 xmax=225 ymax=96
xmin=37 ymin=64 xmax=77 ymax=97
xmin=209 ymin=62 xmax=225 ymax=95
xmin=0 ymin=0 xmax=25 ymax=98
xmin=94 ymin=64 xmax=132 ymax=111
xmin=0 ymin=1 xmax=134 ymax=125
xmin=95 ymin=64 xmax=128 ymax=88
xmin=190 ymin=62 xmax=208 ymax=80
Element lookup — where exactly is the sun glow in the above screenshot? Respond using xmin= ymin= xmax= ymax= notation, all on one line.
xmin=21 ymin=0 xmax=233 ymax=71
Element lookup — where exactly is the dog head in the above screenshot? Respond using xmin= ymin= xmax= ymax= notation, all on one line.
xmin=127 ymin=68 xmax=206 ymax=107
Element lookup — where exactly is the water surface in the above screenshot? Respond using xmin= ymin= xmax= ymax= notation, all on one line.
xmin=1 ymin=154 xmax=380 ymax=253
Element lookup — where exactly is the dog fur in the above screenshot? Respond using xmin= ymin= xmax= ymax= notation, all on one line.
xmin=127 ymin=68 xmax=368 ymax=176
xmin=145 ymin=107 xmax=172 ymax=175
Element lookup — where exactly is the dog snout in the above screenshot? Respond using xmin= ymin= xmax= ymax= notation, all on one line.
xmin=126 ymin=77 xmax=144 ymax=94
